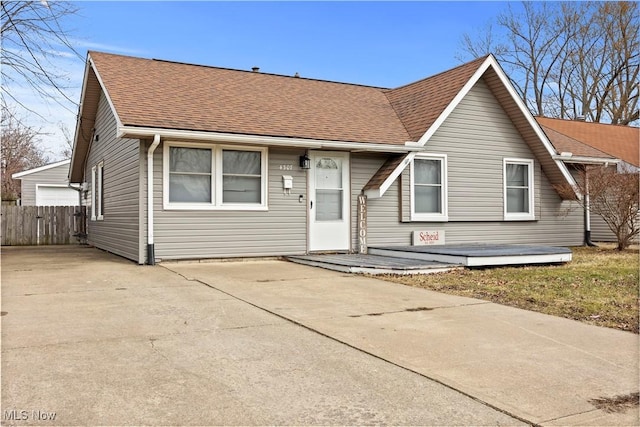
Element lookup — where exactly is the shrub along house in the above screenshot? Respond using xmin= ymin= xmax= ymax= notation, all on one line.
xmin=69 ymin=51 xmax=585 ymax=265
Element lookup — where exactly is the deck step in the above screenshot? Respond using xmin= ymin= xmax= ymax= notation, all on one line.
xmin=369 ymin=244 xmax=572 ymax=267
xmin=287 ymin=254 xmax=461 ymax=275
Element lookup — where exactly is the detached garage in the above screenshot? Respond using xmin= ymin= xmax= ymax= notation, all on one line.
xmin=12 ymin=160 xmax=80 ymax=206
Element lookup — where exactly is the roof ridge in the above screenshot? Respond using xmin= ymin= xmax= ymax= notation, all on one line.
xmin=89 ymin=50 xmax=390 ymax=90
xmin=536 ymin=115 xmax=640 ymax=129
xmin=154 ymin=57 xmax=392 ymax=89
xmin=388 ymin=54 xmax=489 ymax=92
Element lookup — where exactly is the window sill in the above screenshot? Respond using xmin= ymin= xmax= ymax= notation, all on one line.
xmin=410 ymin=214 xmax=449 ymax=222
xmin=163 ymin=203 xmax=268 ymax=211
xmin=503 ymin=214 xmax=535 ymax=221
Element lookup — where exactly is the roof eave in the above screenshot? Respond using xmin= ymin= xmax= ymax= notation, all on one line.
xmin=553 ymin=155 xmax=620 ymax=165
xmin=69 ymin=53 xmax=125 ymax=183
xmin=118 ymin=126 xmax=423 ymax=153
xmin=12 ymin=159 xmax=71 ymax=179
xmin=364 ymin=153 xmax=415 ymax=199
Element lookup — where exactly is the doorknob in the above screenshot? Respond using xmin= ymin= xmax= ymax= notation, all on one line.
xmin=310 ymin=201 xmax=313 ymax=209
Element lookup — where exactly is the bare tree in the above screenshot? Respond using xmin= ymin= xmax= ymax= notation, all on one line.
xmin=1 ymin=0 xmax=82 ymax=119
xmin=1 ymin=108 xmax=49 ymax=201
xmin=459 ymin=1 xmax=639 ymax=125
xmin=58 ymin=121 xmax=73 ymax=159
xmin=556 ymin=166 xmax=639 ymax=251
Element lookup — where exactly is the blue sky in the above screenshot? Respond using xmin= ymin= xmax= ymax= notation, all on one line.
xmin=19 ymin=1 xmax=516 ymax=158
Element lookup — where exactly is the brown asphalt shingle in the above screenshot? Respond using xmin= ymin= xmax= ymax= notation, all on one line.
xmin=539 ymin=125 xmax=615 ymax=160
xmin=536 ymin=117 xmax=639 ymax=167
xmin=90 ymin=52 xmax=494 ymax=147
xmin=90 ymin=51 xmax=411 ymax=145
xmin=384 ymin=56 xmax=488 ymax=141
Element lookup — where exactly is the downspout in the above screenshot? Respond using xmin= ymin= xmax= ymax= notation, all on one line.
xmin=583 ymin=165 xmax=596 ymax=246
xmin=147 ymin=134 xmax=161 ymax=265
xmin=68 ymin=183 xmax=87 ymax=244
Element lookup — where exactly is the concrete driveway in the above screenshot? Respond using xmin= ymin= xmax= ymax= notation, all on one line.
xmin=2 ymin=246 xmax=520 ymax=426
xmin=2 ymin=247 xmax=638 ymax=426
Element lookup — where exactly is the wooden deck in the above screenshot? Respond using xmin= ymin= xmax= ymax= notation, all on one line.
xmin=287 ymin=253 xmax=461 ymax=275
xmin=288 ymin=244 xmax=572 ymax=274
xmin=369 ymin=244 xmax=572 ymax=267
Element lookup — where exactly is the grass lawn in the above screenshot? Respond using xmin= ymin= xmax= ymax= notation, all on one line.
xmin=377 ymin=246 xmax=639 ymax=333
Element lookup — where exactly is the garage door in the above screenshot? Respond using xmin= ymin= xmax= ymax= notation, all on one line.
xmin=35 ymin=186 xmax=79 ymax=206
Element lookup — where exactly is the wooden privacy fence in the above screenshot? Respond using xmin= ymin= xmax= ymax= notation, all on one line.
xmin=1 ymin=206 xmax=87 ymax=246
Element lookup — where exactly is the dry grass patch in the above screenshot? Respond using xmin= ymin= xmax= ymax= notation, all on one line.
xmin=377 ymin=246 xmax=639 ymax=333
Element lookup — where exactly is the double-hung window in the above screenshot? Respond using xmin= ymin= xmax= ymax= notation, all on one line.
xmin=411 ymin=154 xmax=448 ymax=221
xmin=222 ymin=150 xmax=262 ymax=203
xmin=503 ymin=158 xmax=534 ymax=220
xmin=164 ymin=142 xmax=267 ymax=210
xmin=169 ymin=147 xmax=213 ymax=203
xmin=91 ymin=161 xmax=104 ymax=221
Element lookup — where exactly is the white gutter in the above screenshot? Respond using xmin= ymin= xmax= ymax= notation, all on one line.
xmin=553 ymin=154 xmax=619 ymax=165
xmin=119 ymin=126 xmax=423 ymax=153
xmin=147 ymin=134 xmax=160 ymax=265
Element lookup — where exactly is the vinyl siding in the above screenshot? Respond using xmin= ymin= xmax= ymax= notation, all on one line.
xmin=351 ymin=78 xmax=583 ymax=247
xmin=591 ymin=211 xmax=639 ymax=244
xmin=19 ymin=163 xmax=72 ymax=206
xmin=84 ymin=92 xmax=141 ymax=262
xmin=152 ymin=145 xmax=308 ymax=260
xmin=591 ymin=215 xmax=616 ymax=242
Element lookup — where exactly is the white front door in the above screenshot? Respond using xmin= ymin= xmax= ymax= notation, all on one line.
xmin=308 ymin=151 xmax=350 ymax=251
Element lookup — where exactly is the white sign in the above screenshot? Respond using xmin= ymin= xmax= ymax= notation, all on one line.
xmin=413 ymin=230 xmax=445 ymax=246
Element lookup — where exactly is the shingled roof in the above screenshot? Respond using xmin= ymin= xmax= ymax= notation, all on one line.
xmin=536 ymin=117 xmax=639 ymax=167
xmin=538 ymin=124 xmax=615 ymax=161
xmin=71 ymin=52 xmax=577 ymax=197
xmin=89 ymin=51 xmax=411 ymax=145
xmin=385 ymin=56 xmax=489 ymax=141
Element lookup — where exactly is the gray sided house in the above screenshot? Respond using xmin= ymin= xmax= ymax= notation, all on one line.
xmin=12 ymin=160 xmax=79 ymax=206
xmin=70 ymin=51 xmax=585 ymax=265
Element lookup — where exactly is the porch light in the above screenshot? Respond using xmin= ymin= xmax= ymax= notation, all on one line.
xmin=300 ymin=154 xmax=311 ymax=169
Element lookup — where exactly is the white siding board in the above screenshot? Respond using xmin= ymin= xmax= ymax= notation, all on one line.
xmin=153 ymin=146 xmax=308 ymax=260
xmin=84 ymin=92 xmax=141 ymax=262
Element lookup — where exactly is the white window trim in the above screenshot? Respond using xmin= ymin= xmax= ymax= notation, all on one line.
xmin=90 ymin=165 xmax=96 ymax=220
xmin=162 ymin=141 xmax=268 ymax=211
xmin=503 ymin=158 xmax=535 ymax=221
xmin=90 ymin=162 xmax=104 ymax=221
xmin=410 ymin=153 xmax=448 ymax=222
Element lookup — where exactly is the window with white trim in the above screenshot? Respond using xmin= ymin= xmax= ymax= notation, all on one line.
xmin=503 ymin=158 xmax=534 ymax=220
xmin=411 ymin=154 xmax=448 ymax=221
xmin=91 ymin=161 xmax=104 ymax=221
xmin=163 ymin=142 xmax=268 ymax=210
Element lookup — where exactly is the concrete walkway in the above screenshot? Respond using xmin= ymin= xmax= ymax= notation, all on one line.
xmin=166 ymin=259 xmax=640 ymax=426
